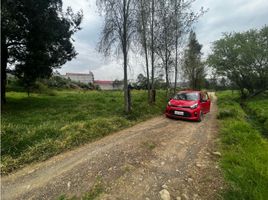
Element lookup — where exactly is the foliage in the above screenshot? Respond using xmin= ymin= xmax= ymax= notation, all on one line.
xmin=244 ymin=91 xmax=268 ymax=135
xmin=208 ymin=26 xmax=268 ymax=98
xmin=217 ymin=91 xmax=268 ymax=199
xmin=6 ymin=75 xmax=25 ymax=92
xmin=134 ymin=73 xmax=148 ymax=89
xmin=42 ymin=76 xmax=95 ymax=90
xmin=1 ymin=0 xmax=83 ymax=101
xmin=132 ymin=73 xmax=167 ymax=90
xmin=112 ymin=79 xmax=124 ymax=90
xmin=182 ymin=31 xmax=206 ymax=90
xmin=1 ymin=90 xmax=167 ymax=174
xmin=6 ymin=75 xmax=96 ymax=94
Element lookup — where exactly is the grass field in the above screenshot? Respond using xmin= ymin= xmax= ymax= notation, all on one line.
xmin=217 ymin=91 xmax=268 ymax=200
xmin=1 ymin=90 xmax=167 ymax=175
xmin=244 ymin=92 xmax=268 ymax=135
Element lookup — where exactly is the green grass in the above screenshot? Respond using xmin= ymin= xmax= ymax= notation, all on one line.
xmin=217 ymin=91 xmax=268 ymax=200
xmin=1 ymin=90 xmax=167 ymax=175
xmin=244 ymin=91 xmax=268 ymax=135
xmin=142 ymin=140 xmax=156 ymax=150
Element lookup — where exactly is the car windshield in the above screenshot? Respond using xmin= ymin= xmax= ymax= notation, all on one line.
xmin=174 ymin=92 xmax=199 ymax=101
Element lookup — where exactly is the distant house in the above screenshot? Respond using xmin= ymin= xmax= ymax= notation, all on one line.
xmin=63 ymin=71 xmax=94 ymax=84
xmin=94 ymin=80 xmax=123 ymax=90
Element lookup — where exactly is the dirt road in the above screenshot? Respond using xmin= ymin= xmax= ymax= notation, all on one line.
xmin=2 ymin=93 xmax=223 ymax=200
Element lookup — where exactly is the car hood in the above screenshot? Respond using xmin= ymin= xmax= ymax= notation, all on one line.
xmin=169 ymin=99 xmax=197 ymax=107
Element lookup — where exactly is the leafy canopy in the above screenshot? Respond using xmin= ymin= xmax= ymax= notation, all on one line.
xmin=207 ymin=26 xmax=268 ymax=98
xmin=2 ymin=0 xmax=83 ymax=90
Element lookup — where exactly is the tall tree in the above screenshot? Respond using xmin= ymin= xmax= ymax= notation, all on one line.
xmin=173 ymin=0 xmax=181 ymax=94
xmin=137 ymin=0 xmax=159 ymax=103
xmin=182 ymin=31 xmax=205 ymax=90
xmin=97 ymin=0 xmax=136 ymax=113
xmin=155 ymin=0 xmax=175 ymax=93
xmin=1 ymin=0 xmax=82 ymax=103
xmin=208 ymin=26 xmax=268 ymax=98
xmin=1 ymin=0 xmax=27 ymax=103
xmin=150 ymin=0 xmax=156 ymax=103
xmin=172 ymin=0 xmax=206 ymax=94
xmin=137 ymin=0 xmax=150 ymax=102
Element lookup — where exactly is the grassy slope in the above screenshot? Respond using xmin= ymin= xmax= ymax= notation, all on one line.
xmin=217 ymin=91 xmax=268 ymax=200
xmin=244 ymin=91 xmax=268 ymax=135
xmin=1 ymin=90 xmax=167 ymax=174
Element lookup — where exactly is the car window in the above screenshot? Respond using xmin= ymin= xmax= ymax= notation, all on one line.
xmin=201 ymin=92 xmax=209 ymax=101
xmin=174 ymin=92 xmax=199 ymax=101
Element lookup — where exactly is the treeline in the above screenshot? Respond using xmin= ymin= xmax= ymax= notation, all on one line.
xmin=6 ymin=75 xmax=100 ymax=95
xmin=97 ymin=0 xmax=205 ymax=112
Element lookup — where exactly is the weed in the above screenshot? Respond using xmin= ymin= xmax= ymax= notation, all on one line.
xmin=142 ymin=141 xmax=156 ymax=150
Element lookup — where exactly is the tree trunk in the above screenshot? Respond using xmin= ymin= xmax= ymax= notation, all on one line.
xmin=163 ymin=16 xmax=169 ymax=95
xmin=140 ymin=0 xmax=150 ymax=103
xmin=150 ymin=0 xmax=155 ymax=103
xmin=145 ymin=45 xmax=150 ymax=103
xmin=123 ymin=0 xmax=131 ymax=113
xmin=174 ymin=40 xmax=178 ymax=94
xmin=165 ymin=46 xmax=169 ymax=94
xmin=174 ymin=0 xmax=179 ymax=95
xmin=123 ymin=51 xmax=131 ymax=113
xmin=1 ymin=36 xmax=8 ymax=106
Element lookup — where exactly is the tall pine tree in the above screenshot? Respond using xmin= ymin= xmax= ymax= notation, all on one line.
xmin=182 ymin=31 xmax=205 ymax=90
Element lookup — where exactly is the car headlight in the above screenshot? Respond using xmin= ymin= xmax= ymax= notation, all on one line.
xmin=190 ymin=103 xmax=198 ymax=109
xmin=168 ymin=101 xmax=172 ymax=106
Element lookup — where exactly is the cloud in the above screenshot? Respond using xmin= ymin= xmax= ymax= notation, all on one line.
xmin=60 ymin=0 xmax=268 ymax=80
xmin=193 ymin=0 xmax=268 ymax=56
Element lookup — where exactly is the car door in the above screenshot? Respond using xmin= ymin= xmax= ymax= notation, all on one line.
xmin=205 ymin=92 xmax=211 ymax=112
xmin=200 ymin=92 xmax=210 ymax=113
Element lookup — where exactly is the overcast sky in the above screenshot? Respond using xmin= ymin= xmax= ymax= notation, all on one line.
xmin=60 ymin=0 xmax=268 ymax=80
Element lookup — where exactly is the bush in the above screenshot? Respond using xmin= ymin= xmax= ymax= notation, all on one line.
xmin=34 ymin=81 xmax=57 ymax=96
xmin=6 ymin=76 xmax=25 ymax=92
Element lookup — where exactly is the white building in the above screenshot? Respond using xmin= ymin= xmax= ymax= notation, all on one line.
xmin=64 ymin=71 xmax=94 ymax=84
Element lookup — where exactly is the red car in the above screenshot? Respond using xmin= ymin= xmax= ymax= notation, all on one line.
xmin=165 ymin=90 xmax=211 ymax=122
